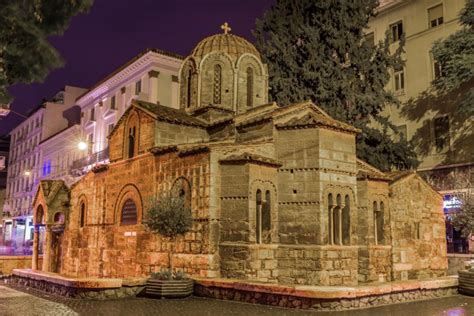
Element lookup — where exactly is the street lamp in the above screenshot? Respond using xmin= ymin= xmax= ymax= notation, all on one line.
xmin=77 ymin=141 xmax=88 ymax=151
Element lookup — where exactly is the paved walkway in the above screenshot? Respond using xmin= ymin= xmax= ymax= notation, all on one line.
xmin=0 ymin=284 xmax=473 ymax=316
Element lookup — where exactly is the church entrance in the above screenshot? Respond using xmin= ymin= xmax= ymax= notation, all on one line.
xmin=51 ymin=230 xmax=64 ymax=273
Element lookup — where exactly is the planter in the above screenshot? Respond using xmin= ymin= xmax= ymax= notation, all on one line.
xmin=146 ymin=279 xmax=194 ymax=298
xmin=458 ymin=270 xmax=474 ymax=296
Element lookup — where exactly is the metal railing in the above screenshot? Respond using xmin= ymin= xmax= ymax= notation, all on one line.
xmin=71 ymin=147 xmax=109 ymax=171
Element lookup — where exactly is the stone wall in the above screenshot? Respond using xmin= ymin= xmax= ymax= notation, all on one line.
xmin=0 ymin=256 xmax=43 ymax=275
xmin=447 ymin=253 xmax=474 ymax=275
xmin=390 ymin=174 xmax=447 ymax=280
xmin=194 ymin=276 xmax=458 ymax=311
xmin=60 ymin=150 xmax=216 ymax=278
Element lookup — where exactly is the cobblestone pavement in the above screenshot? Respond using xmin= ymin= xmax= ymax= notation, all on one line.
xmin=1 ymin=285 xmax=473 ymax=316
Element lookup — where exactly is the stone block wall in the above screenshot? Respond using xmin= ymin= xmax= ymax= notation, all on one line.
xmin=155 ymin=122 xmax=208 ymax=146
xmin=61 ymin=150 xmax=215 ymax=278
xmin=358 ymin=246 xmax=392 ymax=283
xmin=390 ymin=174 xmax=447 ymax=280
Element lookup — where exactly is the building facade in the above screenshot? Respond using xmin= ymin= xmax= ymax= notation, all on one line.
xmin=33 ymin=28 xmax=447 ymax=285
xmin=367 ymin=0 xmax=473 ymax=253
xmin=72 ymin=49 xmax=182 ymax=175
xmin=2 ymin=86 xmax=86 ymax=252
xmin=0 ymin=135 xmax=10 ymax=244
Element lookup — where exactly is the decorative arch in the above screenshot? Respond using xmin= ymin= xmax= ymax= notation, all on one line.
xmin=172 ymin=176 xmax=192 ymax=211
xmin=178 ymin=57 xmax=198 ymax=109
xmin=235 ymin=54 xmax=267 ymax=113
xmin=77 ymin=195 xmax=88 ymax=228
xmin=114 ymin=183 xmax=143 ymax=226
xmin=124 ymin=110 xmax=140 ymax=159
xmin=199 ymin=52 xmax=235 ymax=109
xmin=324 ymin=185 xmax=356 ymax=245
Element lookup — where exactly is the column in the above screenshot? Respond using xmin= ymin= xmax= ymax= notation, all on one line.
xmin=329 ymin=206 xmax=334 ymax=245
xmin=338 ymin=204 xmax=344 ymax=245
xmin=42 ymin=226 xmax=52 ymax=272
xmin=148 ymin=70 xmax=160 ymax=104
xmin=32 ymin=225 xmax=39 ymax=270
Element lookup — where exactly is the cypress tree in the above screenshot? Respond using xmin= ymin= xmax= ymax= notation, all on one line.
xmin=253 ymin=0 xmax=419 ymax=171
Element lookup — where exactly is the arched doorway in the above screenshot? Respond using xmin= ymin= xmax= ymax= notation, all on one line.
xmin=50 ymin=212 xmax=65 ymax=273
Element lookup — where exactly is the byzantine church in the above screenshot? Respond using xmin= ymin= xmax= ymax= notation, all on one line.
xmin=33 ymin=24 xmax=447 ymax=286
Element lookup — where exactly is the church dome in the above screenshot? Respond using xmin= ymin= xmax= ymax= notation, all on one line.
xmin=190 ymin=23 xmax=261 ymax=61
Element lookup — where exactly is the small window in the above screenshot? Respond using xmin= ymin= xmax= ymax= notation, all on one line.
xmin=135 ymin=80 xmax=141 ymax=95
xmin=256 ymin=189 xmax=262 ymax=244
xmin=433 ymin=60 xmax=443 ymax=80
xmin=110 ymin=96 xmax=116 ymax=109
xmin=80 ymin=202 xmax=85 ymax=227
xmin=395 ymin=124 xmax=407 ymax=141
xmin=213 ymin=64 xmax=222 ymax=104
xmin=90 ymin=107 xmax=95 ymax=121
xmin=433 ymin=116 xmax=450 ymax=151
xmin=390 ymin=21 xmax=403 ymax=42
xmin=363 ymin=32 xmax=375 ymax=48
xmin=394 ymin=66 xmax=405 ymax=92
xmin=246 ymin=67 xmax=254 ymax=107
xmin=428 ymin=4 xmax=443 ymax=28
xmin=121 ymin=198 xmax=137 ymax=225
xmin=128 ymin=127 xmax=136 ymax=158
xmin=414 ymin=222 xmax=421 ymax=239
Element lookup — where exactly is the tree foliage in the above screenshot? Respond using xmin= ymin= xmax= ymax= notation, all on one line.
xmin=431 ymin=0 xmax=474 ymax=116
xmin=144 ymin=193 xmax=192 ymax=239
xmin=0 ymin=0 xmax=93 ymax=104
xmin=253 ymin=0 xmax=419 ymax=171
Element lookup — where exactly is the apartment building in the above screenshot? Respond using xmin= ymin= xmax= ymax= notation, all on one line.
xmin=2 ymin=86 xmax=86 ymax=251
xmin=72 ymin=48 xmax=182 ymax=174
xmin=368 ymin=0 xmax=473 ymax=252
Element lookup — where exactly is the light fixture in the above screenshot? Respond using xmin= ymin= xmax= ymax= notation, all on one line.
xmin=24 ymin=170 xmax=31 ymax=176
xmin=78 ymin=141 xmax=88 ymax=151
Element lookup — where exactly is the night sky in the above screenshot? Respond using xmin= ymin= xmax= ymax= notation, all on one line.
xmin=1 ymin=0 xmax=275 ymax=136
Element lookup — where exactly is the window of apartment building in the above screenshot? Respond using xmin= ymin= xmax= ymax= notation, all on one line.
xmin=433 ymin=115 xmax=450 ymax=152
xmin=90 ymin=107 xmax=95 ymax=121
xmin=363 ymin=32 xmax=375 ymax=48
xmin=390 ymin=21 xmax=403 ymax=42
xmin=433 ymin=59 xmax=443 ymax=80
xmin=135 ymin=80 xmax=142 ymax=95
xmin=393 ymin=65 xmax=405 ymax=92
xmin=88 ymin=133 xmax=94 ymax=154
xmin=107 ymin=123 xmax=115 ymax=136
xmin=395 ymin=124 xmax=407 ymax=141
xmin=428 ymin=4 xmax=443 ymax=28
xmin=110 ymin=96 xmax=116 ymax=110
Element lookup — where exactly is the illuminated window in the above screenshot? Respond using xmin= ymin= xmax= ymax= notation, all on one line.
xmin=428 ymin=5 xmax=443 ymax=28
xmin=120 ymin=199 xmax=137 ymax=225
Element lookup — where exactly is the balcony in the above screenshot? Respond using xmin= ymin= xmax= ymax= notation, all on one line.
xmin=71 ymin=147 xmax=109 ymax=173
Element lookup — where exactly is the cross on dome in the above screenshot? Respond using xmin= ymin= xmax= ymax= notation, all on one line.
xmin=221 ymin=22 xmax=231 ymax=34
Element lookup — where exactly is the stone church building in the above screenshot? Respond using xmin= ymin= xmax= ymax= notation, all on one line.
xmin=32 ymin=27 xmax=447 ymax=286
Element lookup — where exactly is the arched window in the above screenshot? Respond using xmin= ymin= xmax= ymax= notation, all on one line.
xmin=172 ymin=177 xmax=192 ymax=211
xmin=375 ymin=201 xmax=385 ymax=245
xmin=186 ymin=69 xmax=192 ymax=108
xmin=328 ymin=194 xmax=333 ymax=244
xmin=121 ymin=199 xmax=137 ymax=225
xmin=342 ymin=195 xmax=350 ymax=245
xmin=36 ymin=205 xmax=44 ymax=225
xmin=333 ymin=194 xmax=342 ymax=245
xmin=261 ymin=190 xmax=271 ymax=243
xmin=213 ymin=64 xmax=222 ymax=104
xmin=246 ymin=67 xmax=254 ymax=107
xmin=256 ymin=189 xmax=262 ymax=244
xmin=128 ymin=126 xmax=136 ymax=158
xmin=80 ymin=202 xmax=85 ymax=228
xmin=54 ymin=212 xmax=64 ymax=224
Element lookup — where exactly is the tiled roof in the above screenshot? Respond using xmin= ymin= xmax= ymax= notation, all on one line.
xmin=356 ymin=159 xmax=390 ymax=181
xmin=134 ymin=100 xmax=208 ymax=128
xmin=219 ymin=152 xmax=282 ymax=168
